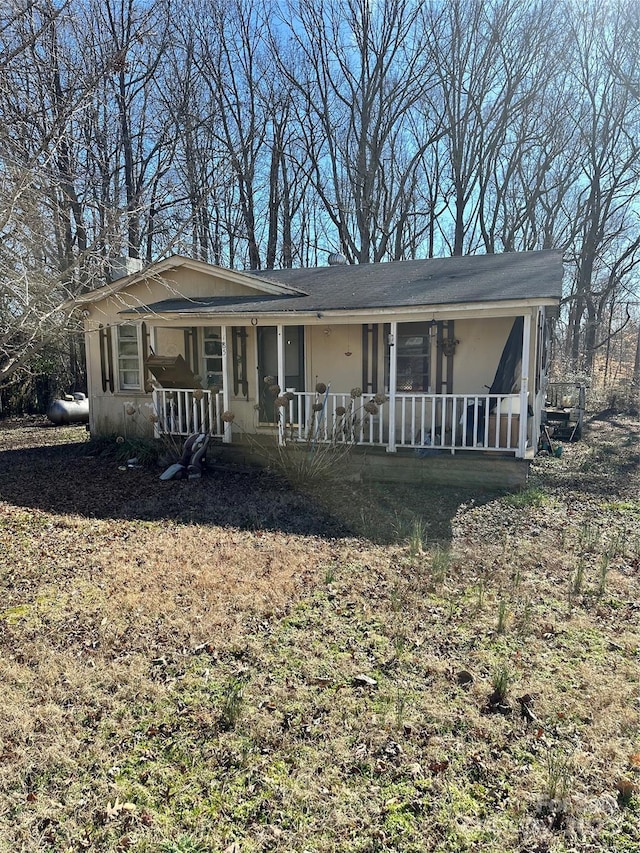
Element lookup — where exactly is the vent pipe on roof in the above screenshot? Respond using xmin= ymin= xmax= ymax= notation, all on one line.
xmin=327 ymin=252 xmax=347 ymax=266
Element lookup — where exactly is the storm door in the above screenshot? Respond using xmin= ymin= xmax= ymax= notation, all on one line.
xmin=257 ymin=326 xmax=304 ymax=422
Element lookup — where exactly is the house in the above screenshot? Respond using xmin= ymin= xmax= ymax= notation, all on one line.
xmin=72 ymin=250 xmax=564 ymax=486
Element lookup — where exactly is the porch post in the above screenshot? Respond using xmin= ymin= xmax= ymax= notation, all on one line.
xmin=277 ymin=324 xmax=285 ymax=445
xmin=387 ymin=321 xmax=397 ymax=453
xmin=221 ymin=326 xmax=232 ymax=443
xmin=518 ymin=312 xmax=531 ymax=459
xmin=148 ymin=326 xmax=159 ymax=437
xmin=532 ymin=307 xmax=545 ymax=448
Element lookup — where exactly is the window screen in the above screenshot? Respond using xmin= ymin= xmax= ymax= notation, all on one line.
xmin=396 ymin=322 xmax=432 ymax=392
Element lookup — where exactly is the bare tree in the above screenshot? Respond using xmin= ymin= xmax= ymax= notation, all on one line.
xmin=0 ymin=0 xmax=177 ymax=395
xmin=562 ymin=0 xmax=640 ymax=372
xmin=274 ymin=0 xmax=443 ymax=263
xmin=422 ymin=0 xmax=564 ymax=256
xmin=188 ymin=0 xmax=272 ymax=270
xmin=85 ymin=0 xmax=175 ymax=265
xmin=0 ymin=0 xmax=96 ymax=390
xmin=5 ymin=0 xmax=640 ymax=402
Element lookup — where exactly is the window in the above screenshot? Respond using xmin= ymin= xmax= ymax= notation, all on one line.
xmin=203 ymin=326 xmax=223 ymax=390
xmin=396 ymin=322 xmax=432 ymax=391
xmin=117 ymin=324 xmax=141 ymax=390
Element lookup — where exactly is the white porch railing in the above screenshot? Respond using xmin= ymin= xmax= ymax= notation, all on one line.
xmin=151 ymin=388 xmax=225 ymax=438
xmin=283 ymin=392 xmax=387 ymax=446
xmin=284 ymin=391 xmax=526 ymax=455
xmin=151 ymin=388 xmax=527 ymax=456
xmin=392 ymin=392 xmax=524 ymax=453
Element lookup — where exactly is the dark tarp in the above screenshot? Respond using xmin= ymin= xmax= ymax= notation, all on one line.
xmin=489 ymin=316 xmax=523 ymax=407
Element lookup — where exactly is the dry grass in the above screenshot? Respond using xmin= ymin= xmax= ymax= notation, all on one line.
xmin=0 ymin=414 xmax=639 ymax=852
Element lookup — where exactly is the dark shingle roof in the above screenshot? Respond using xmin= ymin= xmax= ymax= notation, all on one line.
xmin=125 ymin=250 xmax=563 ymax=316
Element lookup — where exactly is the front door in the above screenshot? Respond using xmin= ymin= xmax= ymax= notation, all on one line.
xmin=257 ymin=326 xmax=304 ymax=422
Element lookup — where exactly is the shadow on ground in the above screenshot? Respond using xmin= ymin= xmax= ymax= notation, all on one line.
xmin=0 ymin=423 xmax=494 ymax=542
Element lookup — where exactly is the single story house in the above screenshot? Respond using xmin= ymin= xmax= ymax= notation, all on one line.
xmin=72 ymin=250 xmax=564 ymax=485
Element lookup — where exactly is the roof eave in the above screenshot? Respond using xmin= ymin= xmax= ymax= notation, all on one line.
xmin=118 ymin=295 xmax=560 ymax=323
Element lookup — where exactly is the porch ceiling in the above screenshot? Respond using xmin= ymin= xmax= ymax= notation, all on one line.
xmin=119 ymin=250 xmax=563 ymax=319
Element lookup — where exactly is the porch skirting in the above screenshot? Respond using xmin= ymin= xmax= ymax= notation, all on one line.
xmin=206 ymin=440 xmax=531 ymax=491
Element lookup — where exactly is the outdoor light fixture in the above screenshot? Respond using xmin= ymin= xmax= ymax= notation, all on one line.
xmin=440 ymin=337 xmax=460 ymax=356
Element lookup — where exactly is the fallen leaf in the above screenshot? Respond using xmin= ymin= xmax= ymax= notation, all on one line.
xmin=353 ymin=673 xmax=377 ymax=687
xmin=517 ymin=694 xmax=539 ymax=723
xmin=106 ymin=798 xmax=123 ymax=819
xmin=616 ymin=778 xmax=638 ymax=802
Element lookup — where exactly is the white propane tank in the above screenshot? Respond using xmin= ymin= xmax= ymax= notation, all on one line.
xmin=46 ymin=392 xmax=89 ymax=425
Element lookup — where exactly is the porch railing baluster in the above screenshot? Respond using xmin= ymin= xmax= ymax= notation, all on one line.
xmin=200 ymin=396 xmax=206 ymax=432
xmin=505 ymin=397 xmax=514 ymax=448
xmin=208 ymin=393 xmax=214 ymax=436
xmin=460 ymin=396 xmax=467 ymax=447
xmin=192 ymin=396 xmax=199 ymax=432
xmin=401 ymin=398 xmax=407 ymax=445
xmin=450 ymin=397 xmax=457 ymax=453
xmin=411 ymin=396 xmax=417 ymax=445
xmin=176 ymin=392 xmax=184 ymax=433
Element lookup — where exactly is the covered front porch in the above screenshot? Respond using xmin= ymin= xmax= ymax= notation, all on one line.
xmin=146 ymin=311 xmax=537 ymax=459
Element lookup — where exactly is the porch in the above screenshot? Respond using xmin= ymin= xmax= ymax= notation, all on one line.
xmin=150 ymin=387 xmax=531 ymax=457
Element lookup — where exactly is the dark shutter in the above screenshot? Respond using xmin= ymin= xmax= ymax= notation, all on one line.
xmin=99 ymin=325 xmax=114 ymax=393
xmin=362 ymin=324 xmax=379 ymax=393
xmin=232 ymin=327 xmax=249 ymax=398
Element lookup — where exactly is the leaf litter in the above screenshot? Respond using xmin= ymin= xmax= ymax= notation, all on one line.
xmin=0 ymin=414 xmax=639 ymax=852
